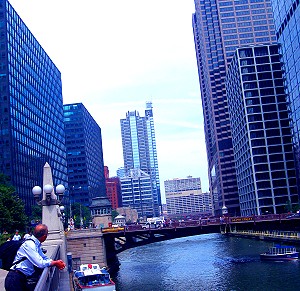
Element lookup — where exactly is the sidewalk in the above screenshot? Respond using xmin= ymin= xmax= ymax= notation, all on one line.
xmin=0 ymin=269 xmax=71 ymax=291
xmin=59 ymin=269 xmax=72 ymax=291
xmin=0 ymin=269 xmax=8 ymax=291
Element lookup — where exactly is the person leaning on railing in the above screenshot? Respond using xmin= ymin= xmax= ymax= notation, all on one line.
xmin=5 ymin=223 xmax=66 ymax=291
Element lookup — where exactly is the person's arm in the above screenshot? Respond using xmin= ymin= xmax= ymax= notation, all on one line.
xmin=22 ymin=240 xmax=66 ymax=270
xmin=22 ymin=240 xmax=52 ymax=268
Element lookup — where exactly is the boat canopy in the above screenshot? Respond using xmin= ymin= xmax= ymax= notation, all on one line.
xmin=76 ymin=274 xmax=111 ymax=286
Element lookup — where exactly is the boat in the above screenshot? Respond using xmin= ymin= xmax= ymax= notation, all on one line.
xmin=260 ymin=244 xmax=299 ymax=261
xmin=73 ymin=263 xmax=116 ymax=291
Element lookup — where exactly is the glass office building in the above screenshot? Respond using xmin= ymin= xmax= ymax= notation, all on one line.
xmin=193 ymin=0 xmax=277 ymax=216
xmin=145 ymin=101 xmax=161 ymax=207
xmin=120 ymin=102 xmax=161 ymax=217
xmin=120 ymin=168 xmax=154 ymax=218
xmin=0 ymin=0 xmax=67 ymax=213
xmin=271 ymin=0 xmax=300 ymax=186
xmin=226 ymin=44 xmax=298 ymax=216
xmin=63 ymin=103 xmax=107 ymax=207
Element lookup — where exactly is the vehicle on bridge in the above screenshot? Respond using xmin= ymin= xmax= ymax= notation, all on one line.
xmin=286 ymin=211 xmax=300 ymax=219
xmin=260 ymin=245 xmax=299 ymax=261
xmin=102 ymin=226 xmax=124 ymax=233
xmin=73 ymin=263 xmax=116 ymax=291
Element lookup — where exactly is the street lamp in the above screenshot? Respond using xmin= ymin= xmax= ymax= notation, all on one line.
xmin=59 ymin=205 xmax=66 ymax=225
xmin=32 ymin=184 xmax=65 ymax=206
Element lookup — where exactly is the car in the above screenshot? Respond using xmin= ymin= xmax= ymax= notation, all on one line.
xmin=286 ymin=213 xmax=300 ymax=219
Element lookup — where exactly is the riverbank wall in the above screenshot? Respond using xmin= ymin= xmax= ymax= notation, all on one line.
xmin=225 ymin=230 xmax=300 ymax=245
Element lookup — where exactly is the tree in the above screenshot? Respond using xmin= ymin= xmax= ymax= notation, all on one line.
xmin=284 ymin=200 xmax=293 ymax=213
xmin=71 ymin=202 xmax=91 ymax=228
xmin=111 ymin=209 xmax=119 ymax=221
xmin=0 ymin=174 xmax=28 ymax=233
xmin=29 ymin=204 xmax=42 ymax=225
xmin=292 ymin=203 xmax=300 ymax=213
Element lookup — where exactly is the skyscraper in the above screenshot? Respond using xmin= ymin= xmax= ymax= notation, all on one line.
xmin=0 ymin=0 xmax=68 ymax=213
xmin=270 ymin=0 xmax=300 ymax=187
xmin=120 ymin=102 xmax=161 ymax=216
xmin=63 ymin=103 xmax=106 ymax=206
xmin=226 ymin=44 xmax=298 ymax=216
xmin=193 ymin=0 xmax=277 ymax=215
xmin=145 ymin=101 xmax=161 ymax=207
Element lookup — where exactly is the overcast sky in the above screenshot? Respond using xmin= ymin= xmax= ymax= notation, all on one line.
xmin=9 ymin=0 xmax=209 ymax=202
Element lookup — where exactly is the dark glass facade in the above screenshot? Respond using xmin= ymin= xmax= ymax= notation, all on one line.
xmin=193 ymin=0 xmax=277 ymax=216
xmin=0 ymin=0 xmax=68 ymax=214
xmin=63 ymin=103 xmax=106 ymax=206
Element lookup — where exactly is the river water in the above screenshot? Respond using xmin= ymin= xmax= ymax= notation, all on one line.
xmin=113 ymin=233 xmax=300 ymax=291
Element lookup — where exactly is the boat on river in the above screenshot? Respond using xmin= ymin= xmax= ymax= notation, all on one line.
xmin=73 ymin=263 xmax=116 ymax=291
xmin=260 ymin=245 xmax=299 ymax=261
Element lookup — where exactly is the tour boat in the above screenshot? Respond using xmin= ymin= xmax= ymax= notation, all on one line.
xmin=260 ymin=245 xmax=299 ymax=261
xmin=73 ymin=263 xmax=116 ymax=291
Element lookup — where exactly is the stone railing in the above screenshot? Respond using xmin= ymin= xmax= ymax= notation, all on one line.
xmin=34 ymin=245 xmax=60 ymax=291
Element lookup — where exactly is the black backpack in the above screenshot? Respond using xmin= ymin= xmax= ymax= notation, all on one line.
xmin=0 ymin=239 xmax=33 ymax=271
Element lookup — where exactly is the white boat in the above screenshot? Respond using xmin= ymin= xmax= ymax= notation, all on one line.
xmin=260 ymin=245 xmax=299 ymax=261
xmin=73 ymin=263 xmax=116 ymax=291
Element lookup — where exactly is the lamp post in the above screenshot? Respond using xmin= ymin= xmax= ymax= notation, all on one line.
xmin=68 ymin=186 xmax=74 ymax=230
xmin=32 ymin=162 xmax=66 ymax=240
xmin=31 ymin=162 xmax=68 ymax=263
xmin=32 ymin=183 xmax=66 ymax=237
xmin=68 ymin=186 xmax=86 ymax=229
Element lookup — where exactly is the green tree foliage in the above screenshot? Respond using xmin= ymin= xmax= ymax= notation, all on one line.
xmin=284 ymin=200 xmax=300 ymax=213
xmin=285 ymin=200 xmax=293 ymax=213
xmin=72 ymin=202 xmax=91 ymax=228
xmin=293 ymin=204 xmax=300 ymax=213
xmin=111 ymin=209 xmax=119 ymax=221
xmin=30 ymin=204 xmax=42 ymax=224
xmin=0 ymin=174 xmax=28 ymax=233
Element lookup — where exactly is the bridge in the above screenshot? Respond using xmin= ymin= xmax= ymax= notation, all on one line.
xmin=102 ymin=214 xmax=300 ymax=258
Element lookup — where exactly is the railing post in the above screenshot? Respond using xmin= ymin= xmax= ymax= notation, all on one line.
xmin=67 ymin=252 xmax=73 ymax=274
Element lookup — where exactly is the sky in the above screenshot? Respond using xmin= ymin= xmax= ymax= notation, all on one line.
xmin=9 ymin=0 xmax=209 ymax=202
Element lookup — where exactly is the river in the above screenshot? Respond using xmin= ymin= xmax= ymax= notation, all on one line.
xmin=113 ymin=233 xmax=300 ymax=291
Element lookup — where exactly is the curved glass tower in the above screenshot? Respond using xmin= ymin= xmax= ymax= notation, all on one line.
xmin=120 ymin=102 xmax=161 ymax=217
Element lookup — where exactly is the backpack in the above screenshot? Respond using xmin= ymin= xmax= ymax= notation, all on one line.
xmin=0 ymin=239 xmax=34 ymax=271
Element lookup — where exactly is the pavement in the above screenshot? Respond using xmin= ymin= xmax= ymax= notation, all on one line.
xmin=0 ymin=268 xmax=71 ymax=291
xmin=60 ymin=269 xmax=72 ymax=291
xmin=0 ymin=269 xmax=7 ymax=291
